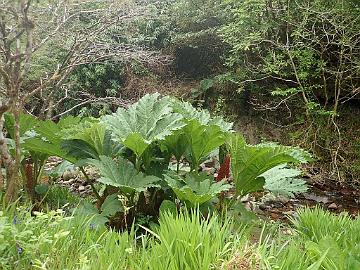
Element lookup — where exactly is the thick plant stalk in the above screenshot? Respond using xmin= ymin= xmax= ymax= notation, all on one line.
xmin=13 ymin=108 xmax=22 ymax=197
xmin=80 ymin=167 xmax=101 ymax=201
xmin=24 ymin=159 xmax=35 ymax=202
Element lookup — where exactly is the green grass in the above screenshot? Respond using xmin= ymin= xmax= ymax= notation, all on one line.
xmin=1 ymin=202 xmax=359 ymax=270
xmin=256 ymin=207 xmax=360 ymax=270
xmin=0 ymin=204 xmax=244 ymax=270
xmin=139 ymin=210 xmax=246 ymax=269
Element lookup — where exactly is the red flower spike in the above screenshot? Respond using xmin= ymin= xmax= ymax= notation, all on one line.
xmin=216 ymin=154 xmax=231 ymax=182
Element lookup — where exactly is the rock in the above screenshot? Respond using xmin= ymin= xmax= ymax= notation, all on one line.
xmin=62 ymin=179 xmax=75 ymax=185
xmin=62 ymin=170 xmax=78 ymax=181
xmin=78 ymin=185 xmax=86 ymax=192
xmin=244 ymin=202 xmax=252 ymax=211
xmin=303 ymin=193 xmax=330 ymax=204
xmin=202 ymin=167 xmax=216 ymax=175
xmin=328 ymin=202 xmax=338 ymax=210
xmin=277 ymin=196 xmax=290 ymax=204
xmin=282 ymin=228 xmax=294 ymax=235
xmin=270 ymin=212 xmax=279 ymax=220
xmin=240 ymin=194 xmax=250 ymax=202
xmin=283 ymin=210 xmax=296 ymax=217
xmin=259 ymin=204 xmax=267 ymax=211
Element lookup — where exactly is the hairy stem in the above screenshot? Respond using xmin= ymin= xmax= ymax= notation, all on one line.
xmin=80 ymin=167 xmax=101 ymax=201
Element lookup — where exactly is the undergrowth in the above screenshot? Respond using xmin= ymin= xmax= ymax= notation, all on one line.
xmin=0 ymin=202 xmax=359 ymax=270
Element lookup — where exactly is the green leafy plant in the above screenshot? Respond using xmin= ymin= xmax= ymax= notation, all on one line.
xmin=3 ymin=114 xmax=80 ymax=201
xmin=162 ymin=99 xmax=233 ymax=172
xmin=23 ymin=117 xmax=81 ymax=162
xmin=102 ymin=93 xmax=185 ymax=159
xmin=171 ymin=98 xmax=233 ymax=132
xmin=22 ymin=117 xmax=111 ymax=200
xmin=75 ymin=194 xmax=123 ymax=228
xmin=164 ymin=171 xmax=231 ymax=207
xmin=88 ymin=156 xmax=161 ymax=195
xmin=61 ymin=121 xmax=115 ymax=163
xmin=183 ymin=120 xmax=228 ymax=171
xmin=85 ymin=155 xmax=162 ymax=226
xmin=262 ymin=164 xmax=308 ymax=197
xmin=228 ymin=134 xmax=311 ymax=196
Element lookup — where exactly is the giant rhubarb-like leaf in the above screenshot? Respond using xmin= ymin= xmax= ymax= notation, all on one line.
xmin=183 ymin=120 xmax=227 ymax=170
xmin=164 ymin=171 xmax=232 ymax=206
xmin=88 ymin=155 xmax=161 ymax=195
xmin=228 ymin=134 xmax=311 ymax=196
xmin=102 ymin=93 xmax=185 ymax=157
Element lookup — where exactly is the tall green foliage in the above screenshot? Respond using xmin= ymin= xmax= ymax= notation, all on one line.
xmin=1 ymin=93 xmax=312 ymax=229
xmin=88 ymin=156 xmax=161 ymax=195
xmin=228 ymin=134 xmax=311 ymax=196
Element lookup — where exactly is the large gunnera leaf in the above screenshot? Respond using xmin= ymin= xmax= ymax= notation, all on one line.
xmin=163 ymin=119 xmax=228 ymax=171
xmin=262 ymin=164 xmax=308 ymax=197
xmin=88 ymin=156 xmax=161 ymax=195
xmin=23 ymin=119 xmax=75 ymax=162
xmin=61 ymin=121 xmax=115 ymax=165
xmin=102 ymin=93 xmax=185 ymax=157
xmin=63 ymin=121 xmax=111 ymax=156
xmin=164 ymin=171 xmax=232 ymax=206
xmin=184 ymin=120 xmax=228 ymax=170
xmin=229 ymin=134 xmax=311 ymax=196
xmin=171 ymin=99 xmax=233 ymax=132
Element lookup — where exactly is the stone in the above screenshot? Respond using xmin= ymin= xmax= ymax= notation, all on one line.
xmin=328 ymin=202 xmax=338 ymax=210
xmin=62 ymin=179 xmax=75 ymax=185
xmin=283 ymin=210 xmax=296 ymax=218
xmin=78 ymin=185 xmax=86 ymax=192
xmin=303 ymin=193 xmax=329 ymax=204
xmin=62 ymin=170 xmax=78 ymax=181
xmin=277 ymin=196 xmax=290 ymax=204
xmin=259 ymin=204 xmax=267 ymax=211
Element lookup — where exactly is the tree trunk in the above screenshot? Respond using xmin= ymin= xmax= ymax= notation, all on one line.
xmin=1 ymin=106 xmax=22 ymax=203
xmin=0 ymin=158 xmax=3 ymax=193
xmin=4 ymin=168 xmax=17 ymax=203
